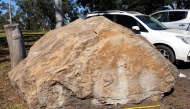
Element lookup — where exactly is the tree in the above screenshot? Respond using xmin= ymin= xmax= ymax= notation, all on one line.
xmin=77 ymin=0 xmax=121 ymax=14
xmin=63 ymin=0 xmax=79 ymax=23
xmin=186 ymin=0 xmax=190 ymax=8
xmin=121 ymin=0 xmax=174 ymax=14
xmin=12 ymin=0 xmax=79 ymax=30
xmin=77 ymin=0 xmax=175 ymax=15
xmin=0 ymin=12 xmax=9 ymax=29
xmin=0 ymin=1 xmax=9 ymax=29
xmin=0 ymin=1 xmax=9 ymax=14
xmin=14 ymin=0 xmax=36 ymax=30
xmin=55 ymin=0 xmax=64 ymax=28
xmin=176 ymin=0 xmax=190 ymax=9
xmin=33 ymin=0 xmax=56 ymax=30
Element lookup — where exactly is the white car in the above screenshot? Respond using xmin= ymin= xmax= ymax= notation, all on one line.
xmin=86 ymin=10 xmax=190 ymax=63
xmin=150 ymin=9 xmax=190 ymax=31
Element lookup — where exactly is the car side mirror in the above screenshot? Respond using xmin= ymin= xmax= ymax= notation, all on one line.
xmin=132 ymin=26 xmax=141 ymax=34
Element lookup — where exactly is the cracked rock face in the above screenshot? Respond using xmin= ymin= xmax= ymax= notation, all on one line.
xmin=8 ymin=16 xmax=178 ymax=109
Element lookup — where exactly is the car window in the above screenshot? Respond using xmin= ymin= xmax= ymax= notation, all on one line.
xmin=169 ymin=11 xmax=188 ymax=22
xmin=115 ymin=15 xmax=148 ymax=32
xmin=151 ymin=12 xmax=168 ymax=22
xmin=104 ymin=15 xmax=114 ymax=21
xmin=136 ymin=15 xmax=168 ymax=30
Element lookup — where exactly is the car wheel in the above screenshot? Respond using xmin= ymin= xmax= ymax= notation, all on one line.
xmin=156 ymin=45 xmax=175 ymax=63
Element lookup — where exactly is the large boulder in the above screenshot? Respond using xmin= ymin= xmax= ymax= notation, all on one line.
xmin=9 ymin=16 xmax=178 ymax=109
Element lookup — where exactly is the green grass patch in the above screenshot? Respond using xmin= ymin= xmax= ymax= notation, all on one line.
xmin=0 ymin=30 xmax=48 ymax=38
xmin=22 ymin=30 xmax=48 ymax=35
xmin=3 ymin=104 xmax=25 ymax=109
xmin=0 ymin=45 xmax=4 ymax=50
xmin=0 ymin=30 xmax=48 ymax=57
xmin=0 ymin=62 xmax=10 ymax=70
xmin=0 ymin=32 xmax=6 ymax=38
xmin=0 ymin=30 xmax=47 ymax=46
xmin=0 ymin=30 xmax=5 ymax=33
xmin=0 ymin=71 xmax=9 ymax=80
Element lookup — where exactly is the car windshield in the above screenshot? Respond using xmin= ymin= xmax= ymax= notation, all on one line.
xmin=136 ymin=15 xmax=168 ymax=30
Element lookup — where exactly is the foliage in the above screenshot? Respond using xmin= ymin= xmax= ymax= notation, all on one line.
xmin=0 ymin=12 xmax=9 ymax=29
xmin=177 ymin=0 xmax=190 ymax=9
xmin=0 ymin=1 xmax=8 ymax=15
xmin=0 ymin=1 xmax=17 ymax=29
xmin=14 ymin=0 xmax=56 ymax=30
xmin=0 ymin=2 xmax=9 ymax=29
xmin=0 ymin=0 xmax=79 ymax=30
xmin=0 ymin=0 xmax=189 ymax=30
xmin=77 ymin=0 xmax=122 ymax=14
xmin=121 ymin=0 xmax=174 ymax=14
xmin=77 ymin=0 xmax=182 ymax=15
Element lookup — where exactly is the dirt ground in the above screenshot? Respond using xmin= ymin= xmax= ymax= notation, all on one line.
xmin=1 ymin=37 xmax=190 ymax=109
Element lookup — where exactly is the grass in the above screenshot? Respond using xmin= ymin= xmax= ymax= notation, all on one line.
xmin=6 ymin=104 xmax=25 ymax=109
xmin=0 ymin=29 xmax=47 ymax=109
xmin=0 ymin=31 xmax=5 ymax=38
xmin=0 ymin=30 xmax=48 ymax=51
xmin=0 ymin=30 xmax=48 ymax=38
xmin=0 ymin=30 xmax=5 ymax=32
xmin=0 ymin=62 xmax=10 ymax=70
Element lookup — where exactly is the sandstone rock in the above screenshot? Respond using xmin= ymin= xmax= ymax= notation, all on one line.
xmin=8 ymin=16 xmax=178 ymax=109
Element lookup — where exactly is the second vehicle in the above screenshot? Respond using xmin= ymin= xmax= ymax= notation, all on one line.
xmin=87 ymin=10 xmax=190 ymax=63
xmin=150 ymin=9 xmax=190 ymax=31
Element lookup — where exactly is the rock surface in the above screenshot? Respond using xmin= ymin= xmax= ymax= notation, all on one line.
xmin=9 ymin=16 xmax=178 ymax=109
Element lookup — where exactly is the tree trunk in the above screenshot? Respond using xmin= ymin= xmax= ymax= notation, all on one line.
xmin=4 ymin=24 xmax=26 ymax=69
xmin=55 ymin=0 xmax=64 ymax=28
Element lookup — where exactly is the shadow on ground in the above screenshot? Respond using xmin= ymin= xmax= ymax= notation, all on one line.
xmin=176 ymin=62 xmax=190 ymax=69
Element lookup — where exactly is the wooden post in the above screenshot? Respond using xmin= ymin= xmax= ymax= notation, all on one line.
xmin=4 ymin=24 xmax=26 ymax=69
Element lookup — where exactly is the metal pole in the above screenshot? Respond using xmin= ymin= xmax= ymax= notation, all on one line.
xmin=9 ymin=0 xmax=12 ymax=24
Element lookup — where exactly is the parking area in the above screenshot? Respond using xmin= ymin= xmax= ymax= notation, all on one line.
xmin=177 ymin=62 xmax=190 ymax=79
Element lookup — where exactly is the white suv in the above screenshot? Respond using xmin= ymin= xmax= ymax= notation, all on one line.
xmin=150 ymin=9 xmax=190 ymax=31
xmin=86 ymin=10 xmax=190 ymax=63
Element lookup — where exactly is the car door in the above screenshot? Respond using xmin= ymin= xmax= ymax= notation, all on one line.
xmin=115 ymin=15 xmax=148 ymax=38
xmin=151 ymin=11 xmax=189 ymax=30
xmin=167 ymin=11 xmax=189 ymax=30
